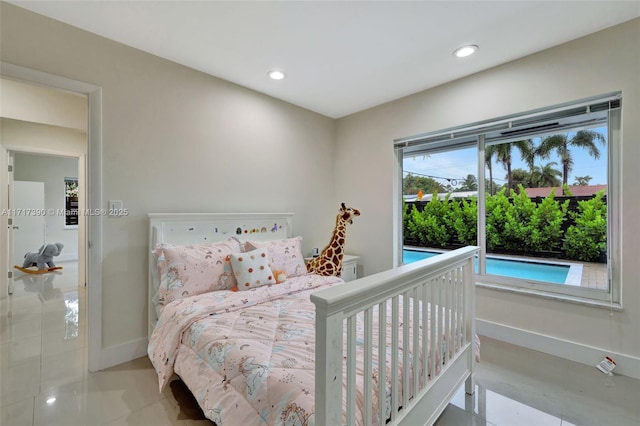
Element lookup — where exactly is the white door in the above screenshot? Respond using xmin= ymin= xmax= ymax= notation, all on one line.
xmin=12 ymin=181 xmax=46 ymax=268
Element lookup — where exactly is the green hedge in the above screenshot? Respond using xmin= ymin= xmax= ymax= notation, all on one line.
xmin=404 ymin=186 xmax=607 ymax=262
xmin=562 ymin=191 xmax=607 ymax=262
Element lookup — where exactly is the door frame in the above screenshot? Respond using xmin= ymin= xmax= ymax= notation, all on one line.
xmin=1 ymin=61 xmax=103 ymax=372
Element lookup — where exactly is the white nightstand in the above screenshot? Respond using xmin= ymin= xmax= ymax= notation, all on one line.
xmin=341 ymin=254 xmax=359 ymax=282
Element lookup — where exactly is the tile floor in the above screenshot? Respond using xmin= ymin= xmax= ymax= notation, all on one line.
xmin=1 ymin=263 xmax=639 ymax=425
xmin=435 ymin=337 xmax=640 ymax=426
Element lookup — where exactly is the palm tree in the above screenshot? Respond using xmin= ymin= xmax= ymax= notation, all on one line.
xmin=531 ymin=161 xmax=562 ymax=187
xmin=573 ymin=175 xmax=592 ymax=186
xmin=536 ymin=130 xmax=605 ymax=186
xmin=485 ymin=146 xmax=497 ymax=195
xmin=457 ymin=174 xmax=478 ymax=191
xmin=493 ymin=139 xmax=535 ymax=195
xmin=510 ymin=168 xmax=533 ymax=188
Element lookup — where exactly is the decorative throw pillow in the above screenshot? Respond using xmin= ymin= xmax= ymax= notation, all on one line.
xmin=244 ymin=236 xmax=307 ymax=278
xmin=230 ymin=248 xmax=276 ymax=291
xmin=155 ymin=239 xmax=241 ymax=305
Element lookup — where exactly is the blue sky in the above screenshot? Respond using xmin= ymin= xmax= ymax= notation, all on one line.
xmin=404 ymin=127 xmax=608 ymax=188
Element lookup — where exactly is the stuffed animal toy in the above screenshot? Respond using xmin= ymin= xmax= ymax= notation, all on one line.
xmin=22 ymin=243 xmax=64 ymax=270
xmin=272 ymin=269 xmax=287 ymax=284
xmin=306 ymin=202 xmax=360 ymax=277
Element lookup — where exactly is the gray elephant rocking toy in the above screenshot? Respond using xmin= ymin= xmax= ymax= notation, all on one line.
xmin=15 ymin=242 xmax=65 ymax=274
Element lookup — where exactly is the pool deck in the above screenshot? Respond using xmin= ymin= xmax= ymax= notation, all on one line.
xmin=577 ymin=260 xmax=608 ymax=289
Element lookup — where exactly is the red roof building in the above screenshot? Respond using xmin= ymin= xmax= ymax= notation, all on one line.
xmin=524 ymin=185 xmax=607 ymax=198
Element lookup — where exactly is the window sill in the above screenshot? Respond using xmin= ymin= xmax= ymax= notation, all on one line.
xmin=476 ymin=280 xmax=623 ymax=311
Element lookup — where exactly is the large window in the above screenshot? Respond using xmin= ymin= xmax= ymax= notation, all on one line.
xmin=395 ymin=93 xmax=620 ymax=307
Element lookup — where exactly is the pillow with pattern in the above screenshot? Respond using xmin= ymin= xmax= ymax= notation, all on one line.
xmin=229 ymin=247 xmax=276 ymax=291
xmin=155 ymin=238 xmax=240 ymax=305
xmin=244 ymin=236 xmax=307 ymax=278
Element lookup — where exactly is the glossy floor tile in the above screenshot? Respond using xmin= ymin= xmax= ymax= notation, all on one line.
xmin=2 ymin=263 xmax=639 ymax=425
xmin=436 ymin=337 xmax=640 ymax=426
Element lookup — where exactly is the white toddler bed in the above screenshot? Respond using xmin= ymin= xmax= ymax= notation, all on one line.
xmin=147 ymin=213 xmax=479 ymax=425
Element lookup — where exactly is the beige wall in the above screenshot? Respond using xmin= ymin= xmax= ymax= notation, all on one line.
xmin=336 ymin=19 xmax=640 ymax=361
xmin=1 ymin=77 xmax=88 ymax=131
xmin=1 ymin=2 xmax=337 ymax=350
xmin=1 ymin=118 xmax=87 ymax=154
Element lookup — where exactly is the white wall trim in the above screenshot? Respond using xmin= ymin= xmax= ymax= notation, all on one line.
xmin=0 ymin=144 xmax=82 ymax=158
xmin=477 ymin=319 xmax=640 ymax=380
xmin=1 ymin=61 xmax=103 ymax=372
xmin=100 ymin=338 xmax=149 ymax=371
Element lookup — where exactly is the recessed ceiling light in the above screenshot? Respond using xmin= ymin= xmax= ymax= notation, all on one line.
xmin=268 ymin=70 xmax=286 ymax=80
xmin=46 ymin=397 xmax=56 ymax=405
xmin=453 ymin=45 xmax=479 ymax=58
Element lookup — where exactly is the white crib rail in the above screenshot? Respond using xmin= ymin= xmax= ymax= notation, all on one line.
xmin=311 ymin=246 xmax=479 ymax=426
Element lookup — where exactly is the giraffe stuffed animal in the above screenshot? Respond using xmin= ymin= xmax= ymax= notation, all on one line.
xmin=306 ymin=202 xmax=360 ymax=277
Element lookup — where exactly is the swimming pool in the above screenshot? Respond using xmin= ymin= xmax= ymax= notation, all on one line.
xmin=403 ymin=249 xmax=582 ymax=285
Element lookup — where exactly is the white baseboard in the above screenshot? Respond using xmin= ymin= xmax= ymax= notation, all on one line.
xmin=99 ymin=338 xmax=148 ymax=370
xmin=477 ymin=319 xmax=640 ymax=380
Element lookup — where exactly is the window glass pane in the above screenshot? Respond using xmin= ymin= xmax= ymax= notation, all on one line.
xmin=402 ymin=146 xmax=478 ymax=263
xmin=484 ymin=125 xmax=608 ymax=290
xmin=65 ymin=177 xmax=78 ymax=227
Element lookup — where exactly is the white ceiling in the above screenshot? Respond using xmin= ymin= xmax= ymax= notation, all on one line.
xmin=9 ymin=1 xmax=640 ymax=118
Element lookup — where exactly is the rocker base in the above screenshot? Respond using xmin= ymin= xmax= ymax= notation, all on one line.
xmin=14 ymin=265 xmax=63 ymax=275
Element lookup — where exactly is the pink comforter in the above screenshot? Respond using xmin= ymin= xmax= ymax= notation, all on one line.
xmin=148 ymin=275 xmax=454 ymax=425
xmin=149 ymin=275 xmax=345 ymax=425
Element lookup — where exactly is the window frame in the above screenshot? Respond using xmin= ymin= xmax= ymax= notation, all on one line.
xmin=393 ymin=93 xmax=622 ymax=309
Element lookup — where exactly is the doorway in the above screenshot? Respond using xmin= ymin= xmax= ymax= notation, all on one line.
xmin=9 ymin=152 xmax=84 ymax=294
xmin=0 ymin=62 xmax=103 ymax=372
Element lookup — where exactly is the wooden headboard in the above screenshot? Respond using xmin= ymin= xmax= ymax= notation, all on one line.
xmin=147 ymin=212 xmax=295 ymax=338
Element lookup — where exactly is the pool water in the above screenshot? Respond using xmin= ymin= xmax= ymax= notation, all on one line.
xmin=403 ymin=249 xmax=571 ymax=284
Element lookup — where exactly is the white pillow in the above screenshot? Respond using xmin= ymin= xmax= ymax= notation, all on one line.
xmin=230 ymin=247 xmax=276 ymax=291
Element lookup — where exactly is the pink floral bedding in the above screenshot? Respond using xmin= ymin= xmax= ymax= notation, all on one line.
xmin=148 ymin=275 xmax=464 ymax=425
xmin=149 ymin=275 xmax=345 ymax=424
